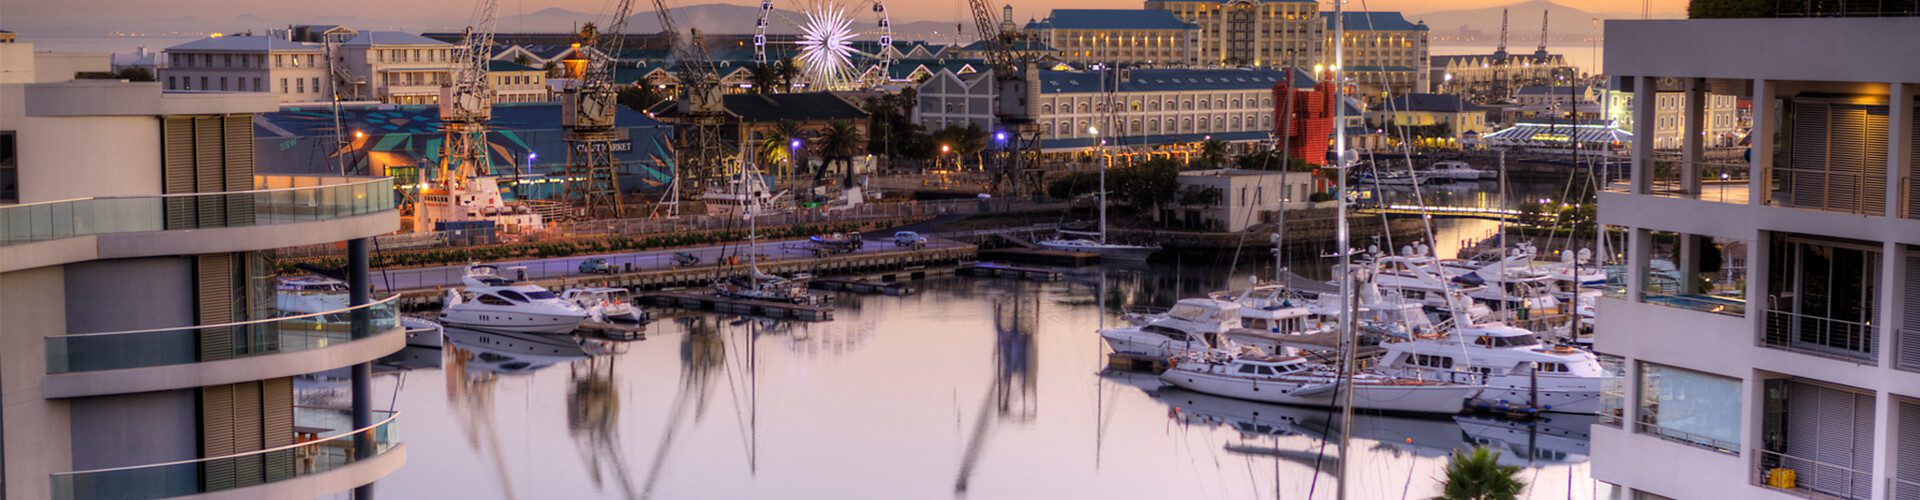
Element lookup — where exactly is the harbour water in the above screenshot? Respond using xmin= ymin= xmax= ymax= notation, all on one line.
xmin=339 ymin=174 xmax=1601 ymax=499
xmin=345 ymin=266 xmax=1603 ymax=499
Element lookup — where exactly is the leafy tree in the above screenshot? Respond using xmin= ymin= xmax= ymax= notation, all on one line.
xmin=1108 ymin=159 xmax=1182 ymax=212
xmin=115 ymin=67 xmax=155 ymax=82
xmin=616 ymin=85 xmax=663 ymax=114
xmin=1232 ymin=149 xmax=1314 ymax=172
xmin=513 ymin=53 xmax=533 ymax=66
xmin=773 ymin=58 xmax=799 ymax=92
xmin=1433 ymin=447 xmax=1526 ymax=500
xmin=1688 ymin=0 xmax=1774 ymax=18
xmin=543 ymin=60 xmax=563 ymax=78
xmin=1197 ymin=138 xmax=1229 ymax=169
xmin=1045 ymin=171 xmax=1100 ymax=201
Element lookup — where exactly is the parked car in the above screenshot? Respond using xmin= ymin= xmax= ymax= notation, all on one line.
xmin=672 ymin=252 xmax=701 ymax=266
xmin=578 ymin=257 xmax=615 ymax=275
xmin=893 ymin=231 xmax=927 ymax=248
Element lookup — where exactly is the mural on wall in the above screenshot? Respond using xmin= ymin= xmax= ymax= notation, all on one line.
xmin=254 ymin=103 xmax=676 ymax=200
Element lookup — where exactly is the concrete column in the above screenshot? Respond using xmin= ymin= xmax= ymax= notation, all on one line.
xmin=347 ymin=237 xmax=375 ymax=500
xmin=1683 ymin=78 xmax=1706 ymax=195
xmin=1890 ymin=82 xmax=1912 ymax=218
xmin=1751 ymin=79 xmax=1775 ymax=206
xmin=1872 ymin=390 xmax=1896 ymax=500
xmin=1679 ymin=234 xmax=1701 ymax=295
xmin=1628 ymin=228 xmax=1650 ymax=301
xmin=1748 ymin=230 xmax=1770 ymax=329
xmin=1880 ymin=241 xmax=1904 ymax=368
xmin=1633 ymin=76 xmax=1657 ymax=195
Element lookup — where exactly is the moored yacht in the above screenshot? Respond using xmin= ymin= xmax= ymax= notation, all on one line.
xmin=1159 ymin=351 xmax=1481 ymax=415
xmin=440 ymin=265 xmax=590 ymax=334
xmin=1098 ymin=298 xmax=1242 ymax=358
xmin=562 ymin=287 xmax=648 ymax=323
xmin=1373 ymin=322 xmax=1607 ymax=414
xmin=1423 ymin=160 xmax=1494 ymax=181
xmin=1036 ymin=234 xmax=1159 ymax=261
xmin=277 ymin=276 xmax=443 ymax=347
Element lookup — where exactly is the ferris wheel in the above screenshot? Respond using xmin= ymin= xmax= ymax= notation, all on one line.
xmin=754 ymin=0 xmax=894 ymax=90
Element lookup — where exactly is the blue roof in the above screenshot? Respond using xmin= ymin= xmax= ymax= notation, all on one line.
xmin=1322 ymin=12 xmax=1427 ymax=31
xmin=1040 ymin=10 xmax=1197 ymax=30
xmin=1040 ymin=67 xmax=1314 ymax=94
xmin=167 ymin=36 xmax=319 ymax=52
xmin=342 ymin=31 xmax=450 ymax=47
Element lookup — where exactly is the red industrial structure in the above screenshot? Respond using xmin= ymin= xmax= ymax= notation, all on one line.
xmin=1272 ymin=76 xmax=1339 ymax=167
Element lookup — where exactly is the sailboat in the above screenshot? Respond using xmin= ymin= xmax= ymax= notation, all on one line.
xmin=1036 ymin=66 xmax=1159 ymax=261
xmin=711 ymin=157 xmax=815 ymax=304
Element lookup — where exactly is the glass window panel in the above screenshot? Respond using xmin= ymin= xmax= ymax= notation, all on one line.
xmin=1638 ymin=362 xmax=1741 ymax=451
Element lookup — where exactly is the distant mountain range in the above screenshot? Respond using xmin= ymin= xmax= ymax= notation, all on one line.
xmin=1408 ymin=0 xmax=1676 ymax=44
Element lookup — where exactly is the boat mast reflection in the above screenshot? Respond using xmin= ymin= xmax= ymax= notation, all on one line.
xmin=954 ymin=292 xmax=1040 ymax=495
xmin=442 ymin=328 xmax=607 ymax=499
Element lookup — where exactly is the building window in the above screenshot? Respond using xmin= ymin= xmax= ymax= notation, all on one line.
xmin=0 ymin=131 xmax=15 ymax=203
xmin=297 ymin=78 xmax=305 ymax=93
xmin=1637 ymin=362 xmax=1740 ymax=454
xmin=1764 ymin=234 xmax=1880 ymax=361
xmin=307 ymin=54 xmax=315 ymax=67
xmin=199 ymin=77 xmax=207 ymax=91
xmin=274 ymin=54 xmax=283 ymax=67
xmin=167 ymin=76 xmax=176 ymax=90
xmin=281 ymin=78 xmax=289 ymax=93
xmin=223 ymin=54 xmax=232 ymax=67
xmin=313 ymin=78 xmax=321 ymax=94
xmin=251 ymin=78 xmax=261 ymax=92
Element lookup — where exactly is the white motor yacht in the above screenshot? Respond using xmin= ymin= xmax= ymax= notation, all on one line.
xmin=1098 ymin=298 xmax=1243 ymax=359
xmin=1373 ymin=322 xmax=1607 ymax=414
xmin=1160 ymin=351 xmax=1481 ymax=415
xmin=1424 ymin=161 xmax=1494 ymax=181
xmin=1207 ymin=283 xmax=1334 ymax=357
xmin=440 ymin=265 xmax=590 ymax=334
xmin=713 ymin=268 xmax=816 ymax=304
xmin=561 ymin=287 xmax=647 ymax=323
xmin=1357 ymin=249 xmax=1497 ymax=319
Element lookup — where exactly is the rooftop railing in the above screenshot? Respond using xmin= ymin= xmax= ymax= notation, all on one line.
xmin=50 ymin=411 xmax=399 ymax=500
xmin=0 ymin=175 xmax=392 ymax=246
xmin=46 ymin=295 xmax=400 ymax=374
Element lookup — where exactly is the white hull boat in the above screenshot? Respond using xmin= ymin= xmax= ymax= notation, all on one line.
xmin=1374 ymin=323 xmax=1607 ymax=414
xmin=1037 ymin=237 xmax=1158 ymax=261
xmin=1160 ymin=353 xmax=1481 ymax=415
xmin=1424 ymin=161 xmax=1494 ymax=181
xmin=439 ymin=265 xmax=590 ymax=334
xmin=1099 ymin=298 xmax=1242 ymax=358
xmin=400 ymin=317 xmax=444 ymax=348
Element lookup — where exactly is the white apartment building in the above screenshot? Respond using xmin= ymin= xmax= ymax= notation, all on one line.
xmin=1172 ymin=168 xmax=1314 ymax=231
xmin=1147 ymin=0 xmax=1322 ymax=68
xmin=1595 ymin=17 xmax=1920 ymax=500
xmin=1024 ymin=9 xmax=1200 ymax=67
xmin=0 ymin=39 xmax=404 ymax=500
xmin=158 ymin=36 xmax=330 ymax=103
xmin=488 ymin=60 xmax=550 ymax=104
xmin=336 ymin=31 xmax=454 ymax=105
xmin=914 ymin=68 xmax=996 ymax=131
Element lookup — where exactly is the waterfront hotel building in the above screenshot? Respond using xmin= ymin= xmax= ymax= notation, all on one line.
xmin=1594 ymin=16 xmax=1920 ymax=500
xmin=1 ymin=38 xmax=404 ymax=499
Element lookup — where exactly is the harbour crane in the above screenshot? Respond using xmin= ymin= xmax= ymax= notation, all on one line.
xmin=414 ymin=0 xmax=508 ymax=233
xmin=559 ymin=0 xmax=642 ymax=220
xmin=965 ymin=0 xmax=1044 ymax=196
xmin=1491 ymin=8 xmax=1511 ymax=101
xmin=647 ymin=0 xmax=734 ymax=211
xmin=1534 ymin=10 xmax=1550 ymax=60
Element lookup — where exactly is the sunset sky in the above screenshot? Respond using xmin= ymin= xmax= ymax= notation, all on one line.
xmin=6 ymin=0 xmax=1688 ymax=33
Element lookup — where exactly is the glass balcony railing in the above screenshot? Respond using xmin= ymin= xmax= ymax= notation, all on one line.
xmin=46 ymin=295 xmax=401 ymax=374
xmin=50 ymin=411 xmax=399 ymax=500
xmin=0 ymin=175 xmax=393 ymax=246
xmin=1761 ymin=310 xmax=1878 ymax=365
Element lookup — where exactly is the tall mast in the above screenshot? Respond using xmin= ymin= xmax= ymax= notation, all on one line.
xmin=1331 ymin=1 xmax=1356 ymax=498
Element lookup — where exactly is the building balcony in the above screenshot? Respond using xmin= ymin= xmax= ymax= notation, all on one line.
xmin=1753 ymin=447 xmax=1873 ymax=500
xmin=41 ymin=295 xmax=404 ymax=399
xmin=0 ymin=175 xmax=396 ymax=273
xmin=1762 ymin=310 xmax=1878 ymax=365
xmin=50 ymin=410 xmax=403 ymax=500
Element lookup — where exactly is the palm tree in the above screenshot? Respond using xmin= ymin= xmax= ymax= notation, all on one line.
xmin=758 ymin=120 xmax=803 ymax=178
xmin=1433 ymin=447 xmax=1527 ymax=500
xmin=748 ymin=64 xmax=778 ymax=95
xmin=814 ymin=121 xmax=864 ymax=187
xmin=773 ymin=58 xmax=799 ymax=93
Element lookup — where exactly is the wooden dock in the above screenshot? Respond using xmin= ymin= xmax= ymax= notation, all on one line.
xmin=978 ymin=247 xmax=1100 ymax=266
xmin=956 ymin=262 xmax=1065 ymax=282
xmin=809 ymin=277 xmax=917 ymax=296
xmin=578 ymin=321 xmax=645 ymax=340
xmin=394 ymin=245 xmax=974 ymax=309
xmin=638 ymin=291 xmax=835 ymax=321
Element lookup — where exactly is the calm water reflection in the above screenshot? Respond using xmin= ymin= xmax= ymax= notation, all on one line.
xmin=357 ymin=259 xmax=1603 ymax=499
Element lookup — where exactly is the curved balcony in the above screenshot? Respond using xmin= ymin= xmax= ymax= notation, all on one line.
xmin=43 ymin=296 xmax=405 ymax=399
xmin=50 ymin=411 xmax=403 ymax=500
xmin=1 ymin=175 xmax=397 ymax=272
